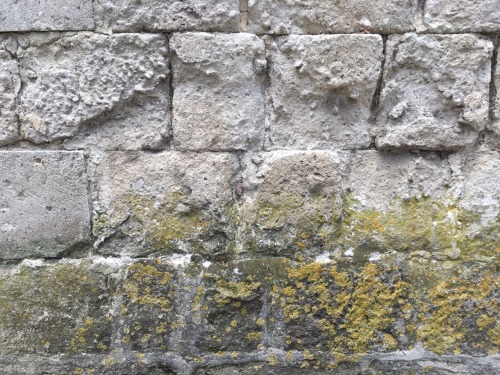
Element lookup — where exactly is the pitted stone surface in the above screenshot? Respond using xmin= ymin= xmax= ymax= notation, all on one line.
xmin=91 ymin=151 xmax=239 ymax=257
xmin=0 ymin=151 xmax=91 ymax=259
xmin=268 ymin=35 xmax=382 ymax=150
xmin=0 ymin=38 xmax=20 ymax=146
xmin=492 ymin=58 xmax=500 ymax=136
xmin=18 ymin=33 xmax=170 ymax=149
xmin=94 ymin=0 xmax=239 ymax=33
xmin=0 ymin=0 xmax=94 ymax=32
xmin=376 ymin=34 xmax=493 ymax=151
xmin=246 ymin=0 xmax=417 ymax=34
xmin=424 ymin=0 xmax=500 ymax=33
xmin=171 ymin=33 xmax=266 ymax=151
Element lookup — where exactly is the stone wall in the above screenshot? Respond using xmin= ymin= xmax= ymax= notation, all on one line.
xmin=0 ymin=1 xmax=499 ymax=374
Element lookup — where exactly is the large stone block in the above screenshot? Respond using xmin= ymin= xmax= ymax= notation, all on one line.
xmin=94 ymin=0 xmax=239 ymax=33
xmin=0 ymin=0 xmax=94 ymax=32
xmin=246 ymin=0 xmax=417 ymax=34
xmin=0 ymin=151 xmax=91 ymax=259
xmin=0 ymin=38 xmax=20 ymax=146
xmin=268 ymin=35 xmax=382 ymax=150
xmin=424 ymin=0 xmax=500 ymax=33
xmin=171 ymin=33 xmax=266 ymax=151
xmin=376 ymin=34 xmax=492 ymax=151
xmin=18 ymin=33 xmax=170 ymax=150
xmin=91 ymin=152 xmax=239 ymax=258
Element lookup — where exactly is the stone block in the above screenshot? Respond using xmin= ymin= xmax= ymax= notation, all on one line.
xmin=268 ymin=35 xmax=382 ymax=150
xmin=0 ymin=0 xmax=94 ymax=32
xmin=241 ymin=151 xmax=344 ymax=257
xmin=424 ymin=0 xmax=500 ymax=33
xmin=18 ymin=33 xmax=169 ymax=150
xmin=171 ymin=33 xmax=266 ymax=151
xmin=0 ymin=38 xmax=20 ymax=146
xmin=94 ymin=0 xmax=239 ymax=33
xmin=91 ymin=152 xmax=239 ymax=258
xmin=376 ymin=34 xmax=492 ymax=151
xmin=246 ymin=0 xmax=417 ymax=34
xmin=0 ymin=151 xmax=91 ymax=259
xmin=491 ymin=58 xmax=500 ymax=136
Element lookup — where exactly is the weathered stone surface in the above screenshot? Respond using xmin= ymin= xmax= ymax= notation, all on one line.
xmin=424 ymin=0 xmax=500 ymax=33
xmin=376 ymin=34 xmax=492 ymax=151
xmin=18 ymin=33 xmax=170 ymax=149
xmin=242 ymin=151 xmax=344 ymax=257
xmin=0 ymin=38 xmax=20 ymax=146
xmin=0 ymin=0 xmax=94 ymax=32
xmin=91 ymin=152 xmax=239 ymax=257
xmin=492 ymin=55 xmax=500 ymax=136
xmin=0 ymin=151 xmax=91 ymax=259
xmin=171 ymin=33 xmax=266 ymax=151
xmin=246 ymin=0 xmax=417 ymax=34
xmin=94 ymin=0 xmax=239 ymax=33
xmin=268 ymin=35 xmax=382 ymax=150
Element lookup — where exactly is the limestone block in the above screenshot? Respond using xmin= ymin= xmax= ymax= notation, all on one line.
xmin=376 ymin=34 xmax=492 ymax=151
xmin=18 ymin=33 xmax=170 ymax=150
xmin=242 ymin=151 xmax=344 ymax=257
xmin=491 ymin=60 xmax=500 ymax=136
xmin=246 ymin=0 xmax=417 ymax=34
xmin=0 ymin=0 xmax=94 ymax=32
xmin=94 ymin=0 xmax=239 ymax=33
xmin=91 ymin=151 xmax=239 ymax=257
xmin=171 ymin=33 xmax=266 ymax=151
xmin=0 ymin=39 xmax=20 ymax=146
xmin=424 ymin=0 xmax=500 ymax=33
xmin=268 ymin=35 xmax=382 ymax=150
xmin=0 ymin=151 xmax=91 ymax=259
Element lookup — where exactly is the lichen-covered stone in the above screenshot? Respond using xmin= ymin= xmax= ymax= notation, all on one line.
xmin=0 ymin=0 xmax=94 ymax=32
xmin=241 ymin=151 xmax=344 ymax=257
xmin=94 ymin=0 xmax=239 ymax=33
xmin=424 ymin=0 xmax=500 ymax=33
xmin=376 ymin=34 xmax=492 ymax=151
xmin=91 ymin=151 xmax=239 ymax=257
xmin=268 ymin=35 xmax=382 ymax=150
xmin=0 ymin=38 xmax=20 ymax=146
xmin=18 ymin=33 xmax=170 ymax=149
xmin=246 ymin=0 xmax=417 ymax=34
xmin=171 ymin=33 xmax=266 ymax=151
xmin=0 ymin=151 xmax=91 ymax=259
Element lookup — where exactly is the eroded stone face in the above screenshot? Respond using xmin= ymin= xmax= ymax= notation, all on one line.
xmin=0 ymin=0 xmax=94 ymax=32
xmin=91 ymin=151 xmax=239 ymax=258
xmin=268 ymin=35 xmax=382 ymax=150
xmin=18 ymin=33 xmax=170 ymax=149
xmin=246 ymin=0 xmax=417 ymax=34
xmin=171 ymin=33 xmax=266 ymax=151
xmin=94 ymin=0 xmax=240 ymax=33
xmin=376 ymin=34 xmax=493 ymax=151
xmin=0 ymin=151 xmax=91 ymax=259
xmin=0 ymin=39 xmax=20 ymax=146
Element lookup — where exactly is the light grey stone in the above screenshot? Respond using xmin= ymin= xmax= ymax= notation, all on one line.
xmin=376 ymin=34 xmax=493 ymax=151
xmin=0 ymin=0 xmax=94 ymax=32
xmin=424 ymin=0 xmax=500 ymax=33
xmin=246 ymin=0 xmax=417 ymax=34
xmin=491 ymin=58 xmax=500 ymax=136
xmin=94 ymin=0 xmax=239 ymax=33
xmin=18 ymin=33 xmax=170 ymax=149
xmin=0 ymin=151 xmax=91 ymax=259
xmin=0 ymin=39 xmax=20 ymax=146
xmin=268 ymin=35 xmax=382 ymax=150
xmin=91 ymin=151 xmax=239 ymax=257
xmin=171 ymin=33 xmax=266 ymax=151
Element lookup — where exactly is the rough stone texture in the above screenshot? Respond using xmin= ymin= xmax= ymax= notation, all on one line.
xmin=0 ymin=0 xmax=94 ymax=32
xmin=94 ymin=0 xmax=240 ymax=33
xmin=246 ymin=0 xmax=417 ymax=34
xmin=424 ymin=0 xmax=500 ymax=33
xmin=91 ymin=152 xmax=239 ymax=258
xmin=376 ymin=34 xmax=493 ymax=151
xmin=171 ymin=33 xmax=266 ymax=151
xmin=0 ymin=151 xmax=91 ymax=259
xmin=0 ymin=38 xmax=20 ymax=146
xmin=268 ymin=35 xmax=382 ymax=150
xmin=492 ymin=55 xmax=500 ymax=136
xmin=18 ymin=33 xmax=170 ymax=150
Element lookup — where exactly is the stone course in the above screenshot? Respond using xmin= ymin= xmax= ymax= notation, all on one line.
xmin=0 ymin=1 xmax=499 ymax=374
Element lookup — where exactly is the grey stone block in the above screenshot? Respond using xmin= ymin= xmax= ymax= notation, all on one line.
xmin=0 ymin=0 xmax=94 ymax=32
xmin=0 ymin=38 xmax=20 ymax=146
xmin=171 ymin=33 xmax=266 ymax=151
xmin=0 ymin=151 xmax=91 ymax=259
xmin=268 ymin=35 xmax=382 ymax=150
